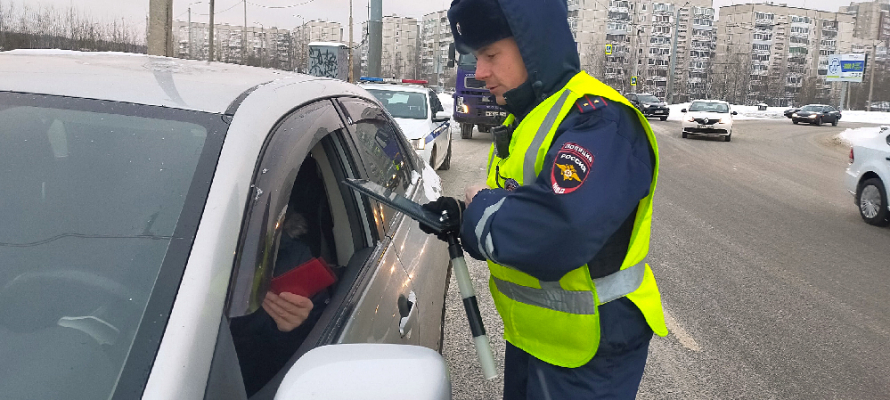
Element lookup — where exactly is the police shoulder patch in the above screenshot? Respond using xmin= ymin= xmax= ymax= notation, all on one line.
xmin=551 ymin=142 xmax=594 ymax=194
xmin=574 ymin=95 xmax=609 ymax=114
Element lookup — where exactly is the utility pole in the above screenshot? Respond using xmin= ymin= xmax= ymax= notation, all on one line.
xmin=867 ymin=42 xmax=877 ymax=111
xmin=349 ymin=0 xmax=354 ymax=82
xmin=208 ymin=0 xmax=215 ymax=62
xmin=666 ymin=4 xmax=683 ymax=104
xmin=243 ymin=0 xmax=248 ymax=64
xmin=148 ymin=0 xmax=173 ymax=56
xmin=369 ymin=0 xmax=382 ymax=77
xmin=188 ymin=7 xmax=192 ymax=59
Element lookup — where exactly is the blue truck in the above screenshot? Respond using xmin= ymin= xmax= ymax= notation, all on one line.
xmin=448 ymin=45 xmax=507 ymax=139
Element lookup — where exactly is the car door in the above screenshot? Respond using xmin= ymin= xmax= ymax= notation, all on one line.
xmin=342 ymin=96 xmax=451 ymax=352
xmin=824 ymin=106 xmax=839 ymax=122
xmin=203 ymin=99 xmax=415 ymax=400
xmin=334 ymin=97 xmax=423 ymax=345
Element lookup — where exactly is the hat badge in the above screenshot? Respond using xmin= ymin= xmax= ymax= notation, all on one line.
xmin=456 ymin=22 xmax=462 ymax=35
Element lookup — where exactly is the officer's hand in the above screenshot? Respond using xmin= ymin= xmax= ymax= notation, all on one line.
xmin=263 ymin=292 xmax=314 ymax=332
xmin=419 ymin=196 xmax=465 ymax=240
xmin=465 ymin=184 xmax=488 ymax=205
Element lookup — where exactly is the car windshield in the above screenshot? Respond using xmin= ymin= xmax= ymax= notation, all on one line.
xmin=801 ymin=105 xmax=823 ymax=111
xmin=689 ymin=101 xmax=729 ymax=113
xmin=365 ymin=88 xmax=428 ymax=120
xmin=0 ymin=92 xmax=224 ymax=400
xmin=458 ymin=53 xmax=477 ymax=68
xmin=638 ymin=95 xmax=660 ymax=103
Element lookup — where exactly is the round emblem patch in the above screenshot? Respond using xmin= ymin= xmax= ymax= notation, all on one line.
xmin=551 ymin=142 xmax=594 ymax=194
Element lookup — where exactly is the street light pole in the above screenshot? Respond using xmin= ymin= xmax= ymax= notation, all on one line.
xmin=867 ymin=41 xmax=877 ymax=112
xmin=254 ymin=22 xmax=265 ymax=68
xmin=243 ymin=0 xmax=247 ymax=64
xmin=208 ymin=0 xmax=215 ymax=62
xmin=349 ymin=0 xmax=354 ymax=82
xmin=666 ymin=2 xmax=688 ymax=104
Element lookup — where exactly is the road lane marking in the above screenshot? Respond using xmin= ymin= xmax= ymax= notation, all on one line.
xmin=663 ymin=308 xmax=702 ymax=352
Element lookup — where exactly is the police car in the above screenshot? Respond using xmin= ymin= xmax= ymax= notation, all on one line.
xmin=359 ymin=78 xmax=453 ymax=170
xmin=845 ymin=126 xmax=890 ymax=226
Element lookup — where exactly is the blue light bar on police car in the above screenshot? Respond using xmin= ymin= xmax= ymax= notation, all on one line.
xmin=359 ymin=76 xmax=384 ymax=82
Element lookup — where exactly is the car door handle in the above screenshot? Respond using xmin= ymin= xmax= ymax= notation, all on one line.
xmin=398 ymin=291 xmax=417 ymax=338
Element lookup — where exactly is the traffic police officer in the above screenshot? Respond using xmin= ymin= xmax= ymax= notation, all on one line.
xmin=421 ymin=0 xmax=670 ymax=398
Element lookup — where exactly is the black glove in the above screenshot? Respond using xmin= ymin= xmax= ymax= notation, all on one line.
xmin=419 ymin=196 xmax=466 ymax=241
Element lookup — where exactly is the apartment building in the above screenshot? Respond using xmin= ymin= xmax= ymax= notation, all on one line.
xmin=839 ymin=0 xmax=890 ymax=43
xmin=567 ymin=0 xmax=715 ymax=102
xmin=360 ymin=16 xmax=420 ymax=80
xmin=420 ymin=10 xmax=455 ymax=90
xmin=172 ymin=21 xmax=294 ymax=70
xmin=714 ymin=4 xmax=855 ymax=106
xmin=294 ymin=20 xmax=343 ymax=72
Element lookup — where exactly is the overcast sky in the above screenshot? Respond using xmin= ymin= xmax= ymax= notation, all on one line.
xmin=5 ymin=0 xmax=850 ymax=41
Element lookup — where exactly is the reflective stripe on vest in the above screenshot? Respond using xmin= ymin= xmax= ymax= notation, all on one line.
xmin=490 ymin=261 xmax=646 ymax=315
xmin=524 ymin=90 xmax=572 ymax=184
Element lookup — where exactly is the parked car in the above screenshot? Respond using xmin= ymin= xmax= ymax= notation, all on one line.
xmin=783 ymin=107 xmax=800 ymax=118
xmin=845 ymin=126 xmax=890 ymax=226
xmin=359 ymin=79 xmax=453 ymax=171
xmin=626 ymin=93 xmax=670 ymax=121
xmin=791 ymin=104 xmax=841 ymax=126
xmin=680 ymin=100 xmax=738 ymax=142
xmin=0 ymin=50 xmax=452 ymax=400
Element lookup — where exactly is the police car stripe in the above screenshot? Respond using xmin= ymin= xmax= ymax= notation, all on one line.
xmin=524 ymin=90 xmax=571 ymax=185
xmin=475 ymin=198 xmax=506 ymax=260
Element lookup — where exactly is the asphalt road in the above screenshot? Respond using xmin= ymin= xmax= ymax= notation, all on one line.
xmin=437 ymin=117 xmax=890 ymax=399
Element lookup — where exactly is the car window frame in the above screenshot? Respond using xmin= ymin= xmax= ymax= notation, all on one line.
xmin=333 ymin=96 xmax=421 ymax=236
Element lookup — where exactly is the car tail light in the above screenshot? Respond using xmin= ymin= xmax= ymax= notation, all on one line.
xmin=849 ymin=147 xmax=854 ymax=164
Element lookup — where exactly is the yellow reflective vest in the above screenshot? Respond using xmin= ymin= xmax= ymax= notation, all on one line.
xmin=484 ymin=71 xmax=668 ymax=368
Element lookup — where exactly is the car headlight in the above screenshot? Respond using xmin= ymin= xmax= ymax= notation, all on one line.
xmin=411 ymin=138 xmax=426 ymax=150
xmin=718 ymin=117 xmax=729 ymax=124
xmin=458 ymin=104 xmax=469 ymax=114
xmin=792 ymin=113 xmax=799 ymax=117
xmin=687 ymin=116 xmax=695 ymax=122
xmin=808 ymin=114 xmax=817 ymax=118
xmin=643 ymin=104 xmax=651 ymax=108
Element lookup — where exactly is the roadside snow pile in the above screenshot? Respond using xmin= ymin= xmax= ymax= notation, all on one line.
xmin=836 ymin=110 xmax=890 ymax=124
xmin=666 ymin=103 xmax=785 ymax=121
xmin=437 ymin=92 xmax=454 ymax=118
xmin=836 ymin=126 xmax=888 ymax=146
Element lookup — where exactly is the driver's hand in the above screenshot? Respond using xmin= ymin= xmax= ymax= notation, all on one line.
xmin=263 ymin=292 xmax=313 ymax=332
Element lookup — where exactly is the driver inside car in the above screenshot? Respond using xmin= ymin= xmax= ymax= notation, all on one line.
xmin=230 ymin=158 xmax=336 ymax=396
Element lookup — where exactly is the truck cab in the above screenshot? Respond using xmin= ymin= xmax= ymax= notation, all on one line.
xmin=448 ymin=47 xmax=507 ymax=139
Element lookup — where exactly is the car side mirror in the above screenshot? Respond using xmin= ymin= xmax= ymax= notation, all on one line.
xmin=432 ymin=112 xmax=450 ymax=123
xmin=447 ymin=43 xmax=456 ymax=68
xmin=681 ymin=108 xmax=687 ymax=113
xmin=275 ymin=344 xmax=451 ymax=400
xmin=732 ymin=111 xmax=738 ymax=115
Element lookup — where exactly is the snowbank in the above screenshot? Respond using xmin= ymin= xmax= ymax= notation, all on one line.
xmin=666 ymin=103 xmax=890 ymax=125
xmin=836 ymin=126 xmax=889 ymax=146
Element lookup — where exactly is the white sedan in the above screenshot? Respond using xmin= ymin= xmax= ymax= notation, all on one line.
xmin=360 ymin=81 xmax=453 ymax=171
xmin=0 ymin=50 xmax=452 ymax=400
xmin=845 ymin=126 xmax=890 ymax=226
xmin=681 ymin=100 xmax=738 ymax=142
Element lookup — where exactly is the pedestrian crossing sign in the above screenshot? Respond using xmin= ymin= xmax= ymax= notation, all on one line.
xmin=605 ymin=44 xmax=613 ymax=55
xmin=631 ymin=76 xmax=637 ymax=86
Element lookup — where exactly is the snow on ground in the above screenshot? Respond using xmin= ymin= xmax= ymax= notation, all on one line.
xmin=438 ymin=92 xmax=454 ymax=118
xmin=666 ymin=102 xmax=890 ymax=125
xmin=836 ymin=126 xmax=889 ymax=146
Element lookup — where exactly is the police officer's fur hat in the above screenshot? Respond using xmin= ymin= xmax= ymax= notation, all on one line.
xmin=448 ymin=0 xmax=513 ymax=54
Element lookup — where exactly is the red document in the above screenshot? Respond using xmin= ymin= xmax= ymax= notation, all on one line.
xmin=269 ymin=257 xmax=337 ymax=298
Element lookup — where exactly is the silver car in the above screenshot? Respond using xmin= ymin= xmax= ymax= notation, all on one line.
xmin=0 ymin=50 xmax=451 ymax=399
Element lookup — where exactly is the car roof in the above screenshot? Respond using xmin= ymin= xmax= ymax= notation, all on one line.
xmin=691 ymin=100 xmax=729 ymax=104
xmin=359 ymin=83 xmax=429 ymax=95
xmin=0 ymin=50 xmax=320 ymax=113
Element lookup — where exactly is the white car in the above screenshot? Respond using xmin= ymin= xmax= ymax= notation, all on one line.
xmin=0 ymin=50 xmax=452 ymax=399
xmin=845 ymin=126 xmax=890 ymax=226
xmin=360 ymin=81 xmax=453 ymax=170
xmin=681 ymin=100 xmax=738 ymax=142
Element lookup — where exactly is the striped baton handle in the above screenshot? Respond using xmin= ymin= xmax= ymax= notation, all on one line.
xmin=446 ymin=233 xmax=498 ymax=380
